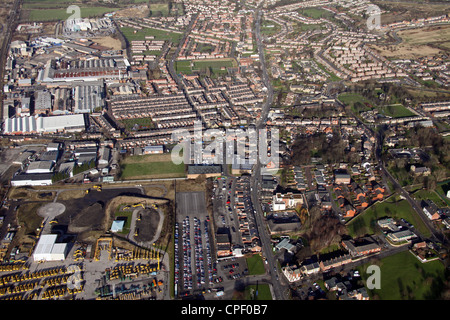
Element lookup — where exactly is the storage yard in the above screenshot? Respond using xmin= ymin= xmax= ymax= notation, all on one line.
xmin=0 ymin=183 xmax=171 ymax=300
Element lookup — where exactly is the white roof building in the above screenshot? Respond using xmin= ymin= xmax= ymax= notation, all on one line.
xmin=3 ymin=114 xmax=86 ymax=134
xmin=33 ymin=234 xmax=67 ymax=261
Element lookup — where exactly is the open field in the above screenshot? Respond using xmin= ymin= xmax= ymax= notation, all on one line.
xmin=297 ymin=7 xmax=334 ymax=19
xmin=175 ymin=58 xmax=237 ymax=76
xmin=246 ymin=254 xmax=266 ymax=275
xmin=379 ymin=104 xmax=416 ymax=118
xmin=120 ymin=117 xmax=155 ymax=131
xmin=347 ymin=195 xmax=430 ymax=238
xmin=370 ymin=25 xmax=450 ymax=59
xmin=261 ymin=20 xmax=282 ymax=36
xmin=119 ymin=153 xmax=186 ymax=179
xmin=92 ymin=36 xmax=123 ymax=50
xmin=113 ymin=5 xmax=150 ymax=19
xmin=244 ymin=284 xmax=272 ymax=300
xmin=357 ymin=250 xmax=446 ymax=300
xmin=374 ymin=0 xmax=450 ymax=25
xmin=175 ymin=60 xmax=192 ymax=73
xmin=21 ymin=6 xmax=116 ymax=21
xmin=120 ymin=26 xmax=182 ymax=43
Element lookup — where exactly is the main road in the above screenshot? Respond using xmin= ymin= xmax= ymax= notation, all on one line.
xmin=249 ymin=7 xmax=288 ymax=300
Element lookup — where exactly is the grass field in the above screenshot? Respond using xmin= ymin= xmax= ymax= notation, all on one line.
xmin=379 ymin=104 xmax=416 ymax=118
xmin=175 ymin=58 xmax=237 ymax=76
xmin=357 ymin=250 xmax=446 ymax=300
xmin=120 ymin=117 xmax=155 ymax=131
xmin=347 ymin=195 xmax=430 ymax=238
xmin=21 ymin=2 xmax=115 ymax=21
xmin=193 ymin=59 xmax=236 ymax=69
xmin=298 ymin=7 xmax=334 ymax=19
xmin=175 ymin=60 xmax=192 ymax=74
xmin=338 ymin=92 xmax=372 ymax=106
xmin=436 ymin=180 xmax=450 ymax=207
xmin=260 ymin=20 xmax=282 ymax=36
xmin=244 ymin=284 xmax=272 ymax=300
xmin=23 ymin=6 xmax=115 ymax=21
xmin=246 ymin=254 xmax=266 ymax=275
xmin=120 ymin=153 xmax=185 ymax=179
xmin=337 ymin=92 xmax=373 ymax=114
xmin=149 ymin=3 xmax=169 ymax=16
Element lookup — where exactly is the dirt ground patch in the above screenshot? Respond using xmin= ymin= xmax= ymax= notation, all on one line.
xmin=68 ymin=201 xmax=105 ymax=233
xmin=104 ymin=195 xmax=169 ymax=237
xmin=114 ymin=5 xmax=149 ymax=19
xmin=93 ymin=36 xmax=123 ymax=50
xmin=371 ymin=43 xmax=442 ymax=59
xmin=135 ymin=208 xmax=160 ymax=242
xmin=374 ymin=0 xmax=450 ymax=25
xmin=371 ymin=25 xmax=450 ymax=59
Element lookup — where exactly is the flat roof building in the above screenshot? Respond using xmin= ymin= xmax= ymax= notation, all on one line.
xmin=11 ymin=173 xmax=53 ymax=187
xmin=387 ymin=229 xmax=416 ymax=243
xmin=26 ymin=160 xmax=54 ymax=173
xmin=187 ymin=164 xmax=221 ymax=179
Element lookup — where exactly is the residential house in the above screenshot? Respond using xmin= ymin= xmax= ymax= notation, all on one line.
xmin=300 ymin=261 xmax=320 ymax=276
xmin=319 ymin=253 xmax=352 ymax=272
xmin=421 ymin=200 xmax=441 ymax=221
xmin=335 ymin=170 xmax=351 ymax=184
xmin=410 ymin=165 xmax=431 ymax=176
xmin=343 ymin=204 xmax=356 ymax=218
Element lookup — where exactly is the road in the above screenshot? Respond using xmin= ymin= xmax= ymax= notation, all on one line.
xmin=167 ymin=13 xmax=198 ymax=89
xmin=249 ymin=7 xmax=288 ymax=300
xmin=346 ymin=99 xmax=448 ymax=246
xmin=375 ymin=138 xmax=448 ymax=245
xmin=0 ymin=0 xmax=22 ymax=119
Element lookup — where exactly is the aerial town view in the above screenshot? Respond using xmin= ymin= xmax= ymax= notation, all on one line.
xmin=0 ymin=0 xmax=449 ymax=309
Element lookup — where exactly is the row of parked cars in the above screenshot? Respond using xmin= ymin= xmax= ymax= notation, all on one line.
xmin=174 ymin=217 xmax=194 ymax=291
xmin=175 ymin=216 xmax=219 ymax=294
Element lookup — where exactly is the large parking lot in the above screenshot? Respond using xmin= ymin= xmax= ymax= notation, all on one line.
xmin=175 ymin=192 xmax=217 ymax=296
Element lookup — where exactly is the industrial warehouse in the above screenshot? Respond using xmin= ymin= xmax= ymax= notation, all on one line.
xmin=3 ymin=114 xmax=87 ymax=135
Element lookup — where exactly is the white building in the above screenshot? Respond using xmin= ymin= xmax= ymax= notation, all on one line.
xmin=3 ymin=114 xmax=86 ymax=134
xmin=33 ymin=234 xmax=67 ymax=261
xmin=282 ymin=265 xmax=302 ymax=282
xmin=11 ymin=173 xmax=53 ymax=187
xmin=272 ymin=192 xmax=304 ymax=211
